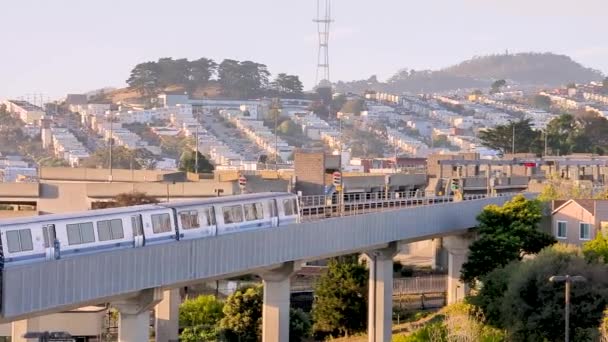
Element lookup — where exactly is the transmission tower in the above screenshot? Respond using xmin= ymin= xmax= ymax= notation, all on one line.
xmin=313 ymin=0 xmax=333 ymax=87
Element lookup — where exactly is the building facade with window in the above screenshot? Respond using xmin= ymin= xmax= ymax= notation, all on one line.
xmin=551 ymin=199 xmax=608 ymax=245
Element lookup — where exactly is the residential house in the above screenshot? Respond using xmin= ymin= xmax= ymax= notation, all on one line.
xmin=551 ymin=199 xmax=608 ymax=246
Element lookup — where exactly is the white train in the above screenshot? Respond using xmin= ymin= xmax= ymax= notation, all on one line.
xmin=0 ymin=192 xmax=300 ymax=267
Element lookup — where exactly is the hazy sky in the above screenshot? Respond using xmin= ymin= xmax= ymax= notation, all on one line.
xmin=1 ymin=0 xmax=607 ymax=100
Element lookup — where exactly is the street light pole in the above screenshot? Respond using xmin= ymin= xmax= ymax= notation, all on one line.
xmin=512 ymin=122 xmax=515 ymax=156
xmin=549 ymin=275 xmax=587 ymax=342
xmin=106 ymin=111 xmax=113 ymax=182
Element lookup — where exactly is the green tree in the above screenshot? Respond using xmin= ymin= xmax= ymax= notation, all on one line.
xmin=265 ymin=108 xmax=282 ymax=124
xmin=218 ymin=59 xmax=270 ymax=98
xmin=126 ymin=61 xmax=161 ymax=97
xmin=461 ymin=195 xmax=556 ymax=284
xmin=278 ymin=120 xmax=300 ymax=135
xmin=179 ymin=150 xmax=214 ymax=173
xmin=219 ymin=285 xmax=263 ymax=342
xmin=312 ymin=255 xmax=368 ymax=338
xmin=583 ymin=233 xmax=608 ymax=263
xmin=81 ymin=146 xmax=154 ymax=170
xmin=290 ymin=308 xmax=312 ymax=342
xmin=497 ymin=245 xmax=608 ymax=341
xmin=179 ymin=295 xmax=224 ymax=342
xmin=187 ymin=57 xmax=217 ymax=93
xmin=37 ymin=157 xmax=70 ymax=167
xmin=160 ymin=135 xmax=190 ymax=158
xmin=272 ymin=73 xmax=304 ymax=97
xmin=490 ymin=79 xmax=506 ymax=94
xmin=478 ymin=119 xmax=542 ymax=155
xmin=340 ymin=99 xmax=366 ymax=115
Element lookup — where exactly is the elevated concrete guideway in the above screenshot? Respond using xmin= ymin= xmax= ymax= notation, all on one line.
xmin=2 ymin=194 xmax=530 ymax=341
xmin=1 ymin=194 xmax=520 ymax=321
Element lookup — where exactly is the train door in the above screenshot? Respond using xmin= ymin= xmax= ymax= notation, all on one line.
xmin=131 ymin=214 xmax=144 ymax=247
xmin=42 ymin=224 xmax=58 ymax=260
xmin=268 ymin=200 xmax=279 ymax=227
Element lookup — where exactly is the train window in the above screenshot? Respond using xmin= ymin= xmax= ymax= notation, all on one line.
xmin=179 ymin=210 xmax=200 ymax=230
xmin=67 ymin=222 xmax=95 ymax=245
xmin=20 ymin=229 xmax=33 ymax=251
xmin=151 ymin=213 xmax=172 ymax=233
xmin=222 ymin=205 xmax=243 ymax=224
xmin=131 ymin=215 xmax=143 ymax=236
xmin=244 ymin=203 xmax=264 ymax=221
xmin=6 ymin=229 xmax=33 ymax=253
xmin=97 ymin=219 xmax=124 ymax=241
xmin=283 ymin=199 xmax=295 ymax=216
xmin=42 ymin=224 xmax=56 ymax=248
xmin=6 ymin=231 xmax=20 ymax=253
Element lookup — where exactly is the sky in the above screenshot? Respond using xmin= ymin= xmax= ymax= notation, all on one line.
xmin=1 ymin=0 xmax=607 ymax=100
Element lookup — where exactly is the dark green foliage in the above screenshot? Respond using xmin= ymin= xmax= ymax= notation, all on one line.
xmin=490 ymin=79 xmax=507 ymax=94
xmin=289 ymin=308 xmax=312 ymax=342
xmin=218 ymin=59 xmax=270 ymax=98
xmin=469 ymin=262 xmax=519 ymax=326
xmin=481 ymin=246 xmax=608 ymax=341
xmin=219 ymin=285 xmax=263 ymax=342
xmin=545 ymin=112 xmax=608 ymax=155
xmin=312 ymin=255 xmax=368 ymax=338
xmin=271 ymin=73 xmax=304 ymax=97
xmin=179 ymin=295 xmax=224 ymax=342
xmin=126 ymin=61 xmax=161 ymax=97
xmin=478 ymin=119 xmax=542 ymax=154
xmin=461 ymin=195 xmax=556 ymax=284
xmin=82 ymin=146 xmax=156 ymax=170
xmin=179 ymin=150 xmax=214 ymax=173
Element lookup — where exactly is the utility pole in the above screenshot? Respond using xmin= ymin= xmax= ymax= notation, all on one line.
xmin=107 ymin=111 xmax=113 ymax=182
xmin=549 ymin=275 xmax=587 ymax=342
xmin=272 ymin=98 xmax=280 ymax=170
xmin=512 ymin=122 xmax=515 ymax=156
xmin=195 ymin=108 xmax=199 ymax=174
xmin=545 ymin=129 xmax=548 ymax=157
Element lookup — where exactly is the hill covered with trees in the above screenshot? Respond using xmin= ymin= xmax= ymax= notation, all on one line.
xmin=103 ymin=57 xmax=304 ymax=105
xmin=335 ymin=52 xmax=604 ymax=94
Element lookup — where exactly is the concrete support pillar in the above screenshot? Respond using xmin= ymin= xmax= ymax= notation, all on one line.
xmin=11 ymin=318 xmax=40 ymax=342
xmin=259 ymin=262 xmax=300 ymax=342
xmin=432 ymin=238 xmax=446 ymax=271
xmin=155 ymin=289 xmax=180 ymax=342
xmin=113 ymin=288 xmax=162 ymax=342
xmin=443 ymin=235 xmax=474 ymax=304
xmin=365 ymin=243 xmax=398 ymax=342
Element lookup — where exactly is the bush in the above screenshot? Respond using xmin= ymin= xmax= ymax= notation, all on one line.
xmin=394 ymin=322 xmax=446 ymax=342
xmin=474 ymin=245 xmax=608 ymax=341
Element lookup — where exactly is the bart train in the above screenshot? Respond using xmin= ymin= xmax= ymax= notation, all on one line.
xmin=0 ymin=192 xmax=300 ymax=267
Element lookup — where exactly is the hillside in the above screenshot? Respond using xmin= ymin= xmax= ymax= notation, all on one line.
xmin=335 ymin=52 xmax=605 ymax=94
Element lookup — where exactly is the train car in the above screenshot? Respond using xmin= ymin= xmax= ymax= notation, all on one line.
xmin=0 ymin=205 xmax=161 ymax=267
xmin=161 ymin=192 xmax=300 ymax=237
xmin=0 ymin=192 xmax=301 ymax=267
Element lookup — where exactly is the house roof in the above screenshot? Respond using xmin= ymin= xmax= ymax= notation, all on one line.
xmin=552 ymin=199 xmax=596 ymax=216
